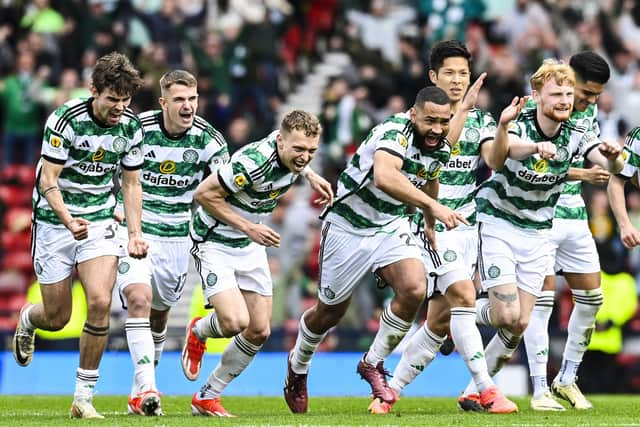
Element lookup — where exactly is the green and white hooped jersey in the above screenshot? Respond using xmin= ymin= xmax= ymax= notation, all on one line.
xmin=523 ymin=100 xmax=599 ymax=221
xmin=412 ymin=108 xmax=496 ymax=233
xmin=191 ymin=130 xmax=298 ymax=248
xmin=116 ymin=111 xmax=229 ymax=239
xmin=324 ymin=111 xmax=451 ymax=235
xmin=33 ymin=97 xmax=143 ymax=225
xmin=620 ymin=126 xmax=640 ymax=181
xmin=476 ymin=109 xmax=600 ymax=230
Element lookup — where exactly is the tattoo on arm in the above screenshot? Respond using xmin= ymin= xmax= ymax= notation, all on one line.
xmin=491 ymin=290 xmax=517 ymax=305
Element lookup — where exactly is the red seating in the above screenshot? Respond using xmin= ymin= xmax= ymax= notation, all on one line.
xmin=0 ymin=184 xmax=32 ymax=207
xmin=1 ymin=230 xmax=31 ymax=252
xmin=1 ymin=164 xmax=36 ymax=187
xmin=1 ymin=251 xmax=33 ymax=276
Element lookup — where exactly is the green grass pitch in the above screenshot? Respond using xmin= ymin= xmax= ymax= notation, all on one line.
xmin=0 ymin=395 xmax=638 ymax=426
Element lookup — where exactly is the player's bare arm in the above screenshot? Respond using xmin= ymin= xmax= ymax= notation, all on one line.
xmin=39 ymin=158 xmax=89 ymax=240
xmin=194 ymin=173 xmax=281 ymax=247
xmin=420 ymin=178 xmax=439 ymax=249
xmin=567 ymin=165 xmax=610 ymax=184
xmin=373 ymin=150 xmax=467 ymax=230
xmin=587 ymin=139 xmax=624 ymax=174
xmin=486 ymin=96 xmax=537 ymax=167
xmin=607 ymin=174 xmax=640 ymax=248
xmin=303 ymin=167 xmax=334 ymax=206
xmin=446 ymin=73 xmax=487 ymax=146
xmin=121 ymin=168 xmax=148 ymax=258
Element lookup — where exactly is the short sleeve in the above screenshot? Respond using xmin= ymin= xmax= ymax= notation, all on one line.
xmin=121 ymin=124 xmax=144 ymax=170
xmin=375 ymin=130 xmax=409 ymax=158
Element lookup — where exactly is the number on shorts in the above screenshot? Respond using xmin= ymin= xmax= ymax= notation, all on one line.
xmin=399 ymin=232 xmax=416 ymax=247
xmin=105 ymin=224 xmax=116 ymax=239
xmin=174 ymin=273 xmax=187 ymax=295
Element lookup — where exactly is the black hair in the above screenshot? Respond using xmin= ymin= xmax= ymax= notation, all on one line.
xmin=428 ymin=40 xmax=471 ymax=73
xmin=570 ymin=51 xmax=610 ymax=84
xmin=414 ymin=86 xmax=450 ymax=107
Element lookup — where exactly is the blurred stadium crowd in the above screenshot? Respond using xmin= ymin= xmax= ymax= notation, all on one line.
xmin=1 ymin=0 xmax=640 ymax=393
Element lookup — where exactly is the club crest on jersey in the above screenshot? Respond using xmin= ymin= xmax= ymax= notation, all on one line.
xmin=113 ymin=136 xmax=127 ymax=153
xmin=49 ymin=135 xmax=62 ymax=149
xmin=183 ymin=149 xmax=198 ymax=163
xmin=534 ymin=159 xmax=547 ymax=173
xmin=451 ymin=141 xmax=461 ymax=156
xmin=234 ymin=174 xmax=247 ymax=188
xmin=159 ymin=160 xmax=176 ymax=174
xmin=396 ymin=133 xmax=408 ymax=148
xmin=465 ymin=128 xmax=480 ymax=143
xmin=92 ymin=147 xmax=105 ymax=162
xmin=556 ymin=147 xmax=569 ymax=162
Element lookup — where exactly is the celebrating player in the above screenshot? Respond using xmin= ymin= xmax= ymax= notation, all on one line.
xmin=284 ymin=86 xmax=467 ymax=414
xmin=115 ymin=70 xmax=229 ymax=416
xmin=458 ymin=59 xmax=622 ymax=411
xmin=383 ymin=40 xmax=517 ymax=414
xmin=12 ymin=52 xmax=147 ymax=419
xmin=181 ymin=110 xmax=333 ymax=416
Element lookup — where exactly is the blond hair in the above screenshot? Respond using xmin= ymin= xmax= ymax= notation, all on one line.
xmin=280 ymin=110 xmax=322 ymax=138
xmin=159 ymin=70 xmax=197 ymax=97
xmin=530 ymin=59 xmax=575 ymax=92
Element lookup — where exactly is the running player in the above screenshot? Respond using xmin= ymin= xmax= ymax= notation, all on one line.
xmin=12 ymin=52 xmax=147 ymax=419
xmin=457 ymin=59 xmax=622 ymax=411
xmin=382 ymin=40 xmax=517 ymax=414
xmin=609 ymin=126 xmax=640 ymax=248
xmin=284 ymin=86 xmax=467 ymax=414
xmin=521 ymin=51 xmax=611 ymax=411
xmin=181 ymin=110 xmax=333 ymax=417
xmin=115 ymin=70 xmax=229 ymax=416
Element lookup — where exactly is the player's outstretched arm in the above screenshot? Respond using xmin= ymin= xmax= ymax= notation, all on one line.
xmin=373 ymin=150 xmax=467 ymax=230
xmin=194 ymin=173 xmax=281 ymax=247
xmin=39 ymin=159 xmax=89 ymax=240
xmin=121 ymin=168 xmax=148 ymax=258
xmin=302 ymin=167 xmax=334 ymax=206
xmin=486 ymin=96 xmax=542 ymax=167
xmin=607 ymin=174 xmax=640 ymax=248
xmin=567 ymin=166 xmax=610 ymax=184
xmin=587 ymin=139 xmax=624 ymax=174
xmin=447 ymin=73 xmax=487 ymax=147
xmin=421 ymin=179 xmax=439 ymax=250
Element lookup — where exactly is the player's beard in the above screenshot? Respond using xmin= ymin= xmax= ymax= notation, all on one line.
xmin=415 ymin=128 xmax=443 ymax=150
xmin=541 ymin=104 xmax=572 ymax=122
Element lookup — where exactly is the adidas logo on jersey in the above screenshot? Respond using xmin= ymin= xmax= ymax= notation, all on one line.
xmin=79 ymin=140 xmax=90 ymax=149
xmin=145 ymin=150 xmax=157 ymax=159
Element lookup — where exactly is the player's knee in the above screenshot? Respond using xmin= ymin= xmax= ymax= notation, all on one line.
xmin=396 ymin=279 xmax=426 ymax=304
xmin=492 ymin=309 xmax=519 ymax=330
xmin=514 ymin=317 xmax=530 ymax=336
xmin=246 ymin=326 xmax=271 ymax=345
xmin=218 ymin=313 xmax=249 ymax=337
xmin=43 ymin=307 xmax=71 ymax=331
xmin=127 ymin=293 xmax=151 ymax=315
xmin=86 ymin=295 xmax=112 ymax=317
xmin=47 ymin=313 xmax=71 ymax=331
